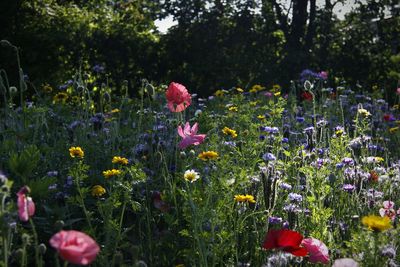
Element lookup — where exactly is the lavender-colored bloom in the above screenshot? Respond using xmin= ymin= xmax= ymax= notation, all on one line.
xmin=282 ymin=221 xmax=290 ymax=229
xmin=343 ymin=184 xmax=355 ymax=192
xmin=280 ymin=182 xmax=292 ymax=190
xmin=283 ymin=204 xmax=301 ymax=213
xmin=268 ymin=216 xmax=283 ymax=224
xmin=65 ymin=176 xmax=73 ymax=187
xmin=296 ymin=116 xmax=305 ymax=123
xmin=342 ymin=157 xmax=354 ymax=165
xmin=336 ymin=163 xmax=344 ymax=169
xmin=381 ymin=245 xmax=396 ymax=259
xmin=282 ymin=137 xmax=289 ymax=143
xmin=263 ymin=153 xmax=276 ymax=161
xmin=303 ymin=126 xmax=314 ymax=134
xmin=261 ymin=126 xmax=279 ymax=134
xmin=68 ymin=120 xmax=81 ymax=131
xmin=223 ymin=141 xmax=236 ymax=147
xmin=48 ymin=184 xmax=58 ymax=190
xmin=47 ymin=171 xmax=59 ymax=177
xmin=93 ymin=64 xmax=105 ymax=73
xmin=288 ymin=193 xmax=303 ymax=202
xmin=259 ymin=135 xmax=266 ymax=141
xmin=0 ymin=172 xmax=8 ymax=183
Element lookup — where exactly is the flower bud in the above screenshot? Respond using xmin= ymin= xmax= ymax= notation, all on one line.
xmin=54 ymin=220 xmax=65 ymax=231
xmin=38 ymin=243 xmax=47 ymax=255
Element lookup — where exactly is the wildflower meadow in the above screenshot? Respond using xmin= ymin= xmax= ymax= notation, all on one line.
xmin=1 ymin=56 xmax=400 ymax=266
xmin=1 ymin=1 xmax=400 ymax=266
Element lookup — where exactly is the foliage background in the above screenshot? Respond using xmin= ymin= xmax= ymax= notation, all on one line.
xmin=0 ymin=0 xmax=399 ymax=97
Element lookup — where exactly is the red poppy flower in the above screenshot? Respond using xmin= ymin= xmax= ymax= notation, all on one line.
xmin=301 ymin=91 xmax=313 ymax=101
xmin=262 ymin=229 xmax=308 ymax=256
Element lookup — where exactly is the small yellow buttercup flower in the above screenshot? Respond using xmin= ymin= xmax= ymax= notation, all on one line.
xmin=112 ymin=156 xmax=129 ymax=165
xmin=92 ymin=185 xmax=106 ymax=197
xmin=257 ymin=115 xmax=266 ymax=120
xmin=198 ymin=151 xmax=219 ymax=161
xmin=234 ymin=194 xmax=256 ymax=204
xmin=222 ymin=127 xmax=238 ymax=138
xmin=249 ymin=84 xmax=265 ymax=93
xmin=184 ymin=169 xmax=200 ymax=183
xmin=362 ymin=215 xmax=392 ymax=232
xmin=228 ymin=106 xmax=238 ymax=112
xmin=69 ymin=147 xmax=84 ymax=158
xmin=272 ymin=84 xmax=281 ymax=92
xmin=274 ymin=91 xmax=281 ymax=97
xmin=111 ymin=108 xmax=120 ymax=113
xmin=42 ymin=84 xmax=53 ymax=93
xmin=103 ymin=169 xmax=122 ymax=178
xmin=236 ymin=87 xmax=244 ymax=93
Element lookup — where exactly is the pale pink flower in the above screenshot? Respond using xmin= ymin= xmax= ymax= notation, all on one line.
xmin=379 ymin=200 xmax=396 ymax=220
xmin=177 ymin=122 xmax=206 ymax=149
xmin=396 ymin=88 xmax=400 ymax=95
xmin=17 ymin=186 xmax=35 ymax=222
xmin=50 ymin=230 xmax=100 ymax=265
xmin=332 ymin=258 xmax=359 ymax=267
xmin=166 ymin=82 xmax=191 ymax=112
xmin=301 ymin=237 xmax=329 ymax=264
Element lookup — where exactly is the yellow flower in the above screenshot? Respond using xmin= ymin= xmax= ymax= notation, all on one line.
xmin=257 ymin=115 xmax=266 ymax=120
xmin=92 ymin=185 xmax=106 ymax=197
xmin=389 ymin=127 xmax=399 ymax=133
xmin=274 ymin=91 xmax=281 ymax=97
xmin=393 ymin=105 xmax=399 ymax=110
xmin=198 ymin=151 xmax=219 ymax=161
xmin=362 ymin=215 xmax=392 ymax=232
xmin=236 ymin=87 xmax=244 ymax=93
xmin=53 ymin=92 xmax=69 ymax=103
xmin=103 ymin=169 xmax=122 ymax=178
xmin=69 ymin=147 xmax=84 ymax=158
xmin=335 ymin=129 xmax=344 ymax=137
xmin=272 ymin=84 xmax=281 ymax=92
xmin=358 ymin=108 xmax=371 ymax=117
xmin=222 ymin=127 xmax=238 ymax=138
xmin=42 ymin=84 xmax=53 ymax=93
xmin=249 ymin=84 xmax=265 ymax=92
xmin=375 ymin=157 xmax=384 ymax=163
xmin=249 ymin=101 xmax=258 ymax=107
xmin=234 ymin=194 xmax=256 ymax=204
xmin=112 ymin=156 xmax=129 ymax=165
xmin=111 ymin=108 xmax=120 ymax=113
xmin=228 ymin=106 xmax=238 ymax=112
xmin=184 ymin=169 xmax=200 ymax=183
xmin=214 ymin=90 xmax=226 ymax=97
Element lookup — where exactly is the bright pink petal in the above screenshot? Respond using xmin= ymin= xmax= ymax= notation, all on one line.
xmin=191 ymin=123 xmax=199 ymax=134
xmin=301 ymin=238 xmax=329 ymax=264
xmin=177 ymin=125 xmax=185 ymax=138
xmin=383 ymin=201 xmax=394 ymax=209
xmin=183 ymin=122 xmax=191 ymax=135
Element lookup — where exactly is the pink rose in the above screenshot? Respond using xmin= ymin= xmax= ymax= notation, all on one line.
xmin=166 ymin=82 xmax=191 ymax=112
xmin=17 ymin=186 xmax=35 ymax=222
xmin=301 ymin=237 xmax=329 ymax=264
xmin=177 ymin=122 xmax=206 ymax=149
xmin=50 ymin=230 xmax=100 ymax=265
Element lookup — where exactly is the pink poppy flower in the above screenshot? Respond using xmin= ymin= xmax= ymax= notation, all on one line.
xmin=379 ymin=200 xmax=396 ymax=220
xmin=332 ymin=258 xmax=359 ymax=267
xmin=166 ymin=82 xmax=191 ymax=112
xmin=17 ymin=186 xmax=35 ymax=222
xmin=177 ymin=122 xmax=206 ymax=149
xmin=50 ymin=230 xmax=100 ymax=265
xmin=301 ymin=237 xmax=329 ymax=264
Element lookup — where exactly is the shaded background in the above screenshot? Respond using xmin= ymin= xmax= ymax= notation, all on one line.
xmin=0 ymin=0 xmax=399 ymax=97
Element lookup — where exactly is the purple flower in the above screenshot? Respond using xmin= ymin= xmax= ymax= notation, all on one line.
xmin=342 ymin=157 xmax=354 ymax=166
xmin=263 ymin=153 xmax=276 ymax=161
xmin=342 ymin=184 xmax=355 ymax=192
xmin=280 ymin=183 xmax=292 ymax=190
xmin=268 ymin=216 xmax=283 ymax=224
xmin=288 ymin=193 xmax=303 ymax=202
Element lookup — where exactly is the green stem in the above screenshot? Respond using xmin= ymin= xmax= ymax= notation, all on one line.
xmin=111 ymin=201 xmax=126 ymax=267
xmin=29 ymin=219 xmax=41 ymax=267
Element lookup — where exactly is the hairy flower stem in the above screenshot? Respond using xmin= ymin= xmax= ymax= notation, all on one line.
xmin=29 ymin=219 xmax=42 ymax=267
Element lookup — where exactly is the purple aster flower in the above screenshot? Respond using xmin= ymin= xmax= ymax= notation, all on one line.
xmin=342 ymin=157 xmax=354 ymax=165
xmin=47 ymin=171 xmax=59 ymax=177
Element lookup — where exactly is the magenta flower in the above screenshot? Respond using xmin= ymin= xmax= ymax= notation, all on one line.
xmin=301 ymin=238 xmax=329 ymax=264
xmin=177 ymin=122 xmax=206 ymax=149
xmin=166 ymin=82 xmax=191 ymax=112
xmin=17 ymin=186 xmax=35 ymax=222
